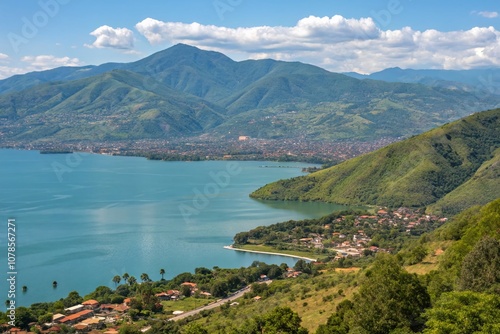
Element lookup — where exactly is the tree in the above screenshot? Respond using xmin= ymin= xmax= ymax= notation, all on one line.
xmin=14 ymin=307 xmax=36 ymax=329
xmin=63 ymin=291 xmax=83 ymax=307
xmin=406 ymin=245 xmax=428 ymax=265
xmin=112 ymin=275 xmax=121 ymax=286
xmin=140 ymin=273 xmax=150 ymax=282
xmin=149 ymin=320 xmax=180 ymax=334
xmin=180 ymin=285 xmax=191 ymax=297
xmin=128 ymin=276 xmax=137 ymax=286
xmin=267 ymin=265 xmax=284 ymax=279
xmin=316 ymin=300 xmax=353 ymax=334
xmin=294 ymin=259 xmax=314 ymax=274
xmin=424 ymin=291 xmax=500 ymax=333
xmin=184 ymin=323 xmax=208 ymax=334
xmin=38 ymin=312 xmax=53 ymax=324
xmin=160 ymin=268 xmax=165 ymax=280
xmin=458 ymin=236 xmax=500 ymax=292
xmin=261 ymin=306 xmax=308 ymax=334
xmin=119 ymin=324 xmax=141 ymax=334
xmin=210 ymin=281 xmax=228 ymax=298
xmin=122 ymin=272 xmax=130 ymax=283
xmin=85 ymin=286 xmax=113 ymax=303
xmin=348 ymin=254 xmax=431 ymax=334
xmin=116 ymin=284 xmax=131 ymax=297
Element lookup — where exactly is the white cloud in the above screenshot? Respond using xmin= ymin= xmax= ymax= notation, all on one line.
xmin=0 ymin=66 xmax=26 ymax=80
xmin=474 ymin=11 xmax=499 ymax=18
xmin=135 ymin=16 xmax=379 ymax=51
xmin=21 ymin=55 xmax=82 ymax=71
xmin=0 ymin=55 xmax=82 ymax=80
xmin=87 ymin=25 xmax=134 ymax=50
xmin=135 ymin=15 xmax=500 ymax=74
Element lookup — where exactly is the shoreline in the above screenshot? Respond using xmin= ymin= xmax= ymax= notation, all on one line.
xmin=224 ymin=245 xmax=317 ymax=262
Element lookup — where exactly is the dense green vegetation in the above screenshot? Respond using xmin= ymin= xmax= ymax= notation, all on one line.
xmin=1 ymin=44 xmax=498 ymax=143
xmin=179 ymin=199 xmax=500 ymax=333
xmin=2 ymin=199 xmax=500 ymax=333
xmin=0 ymin=70 xmax=227 ymax=141
xmin=233 ymin=208 xmax=445 ymax=263
xmin=251 ymin=108 xmax=500 ymax=215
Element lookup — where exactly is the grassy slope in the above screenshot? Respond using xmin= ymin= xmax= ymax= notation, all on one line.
xmin=183 ymin=199 xmax=500 ymax=332
xmin=251 ymin=108 xmax=500 ymax=214
xmin=189 ymin=270 xmax=359 ymax=333
xmin=0 ymin=70 xmax=226 ymax=140
xmin=428 ymin=148 xmax=500 ymax=215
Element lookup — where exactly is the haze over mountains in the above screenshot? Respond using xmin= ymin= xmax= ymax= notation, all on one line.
xmin=345 ymin=67 xmax=500 ymax=96
xmin=0 ymin=44 xmax=499 ymax=142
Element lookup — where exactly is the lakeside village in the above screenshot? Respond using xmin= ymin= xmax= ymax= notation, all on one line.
xmin=233 ymin=207 xmax=449 ymax=262
xmin=308 ymin=208 xmax=447 ymax=260
xmin=2 ymin=208 xmax=447 ymax=334
xmin=4 ymin=283 xmax=210 ymax=334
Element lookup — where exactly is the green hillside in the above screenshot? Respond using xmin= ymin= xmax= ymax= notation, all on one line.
xmin=251 ymin=108 xmax=500 ymax=214
xmin=1 ymin=44 xmax=499 ymax=142
xmin=0 ymin=70 xmax=226 ymax=141
xmin=428 ymin=148 xmax=500 ymax=214
xmin=3 ymin=198 xmax=500 ymax=333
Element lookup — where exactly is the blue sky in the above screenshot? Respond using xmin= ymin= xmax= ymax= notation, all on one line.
xmin=0 ymin=0 xmax=499 ymax=79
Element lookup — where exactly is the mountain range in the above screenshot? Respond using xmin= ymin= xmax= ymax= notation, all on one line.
xmin=251 ymin=108 xmax=500 ymax=215
xmin=344 ymin=67 xmax=500 ymax=96
xmin=1 ymin=44 xmax=500 ymax=142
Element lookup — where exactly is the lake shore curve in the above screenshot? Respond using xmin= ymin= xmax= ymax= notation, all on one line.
xmin=224 ymin=245 xmax=317 ymax=262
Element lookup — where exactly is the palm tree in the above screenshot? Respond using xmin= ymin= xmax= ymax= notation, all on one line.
xmin=160 ymin=269 xmax=165 ymax=280
xmin=140 ymin=273 xmax=150 ymax=282
xmin=122 ymin=272 xmax=130 ymax=283
xmin=112 ymin=275 xmax=121 ymax=286
xmin=128 ymin=276 xmax=137 ymax=286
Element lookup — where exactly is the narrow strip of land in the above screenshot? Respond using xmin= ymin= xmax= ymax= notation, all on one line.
xmin=224 ymin=245 xmax=317 ymax=262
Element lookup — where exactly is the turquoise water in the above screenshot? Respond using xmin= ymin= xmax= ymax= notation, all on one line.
xmin=0 ymin=149 xmax=348 ymax=306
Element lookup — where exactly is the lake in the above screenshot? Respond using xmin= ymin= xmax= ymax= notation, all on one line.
xmin=0 ymin=149 xmax=351 ymax=306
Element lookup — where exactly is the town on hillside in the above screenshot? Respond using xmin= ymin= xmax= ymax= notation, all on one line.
xmin=234 ymin=207 xmax=448 ymax=262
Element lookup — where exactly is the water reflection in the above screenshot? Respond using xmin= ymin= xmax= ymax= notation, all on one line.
xmin=251 ymin=198 xmax=366 ymax=217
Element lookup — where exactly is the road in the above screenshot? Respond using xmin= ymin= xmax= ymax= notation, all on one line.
xmin=168 ymin=285 xmax=251 ymax=321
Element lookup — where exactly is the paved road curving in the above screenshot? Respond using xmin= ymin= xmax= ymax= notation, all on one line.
xmin=169 ymin=285 xmax=251 ymax=321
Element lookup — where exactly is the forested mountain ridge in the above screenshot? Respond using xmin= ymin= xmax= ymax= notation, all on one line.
xmin=0 ymin=69 xmax=226 ymax=140
xmin=251 ymin=108 xmax=500 ymax=215
xmin=1 ymin=44 xmax=499 ymax=142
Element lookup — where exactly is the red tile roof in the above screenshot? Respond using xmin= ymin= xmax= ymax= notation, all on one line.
xmin=82 ymin=300 xmax=99 ymax=306
xmin=59 ymin=310 xmax=93 ymax=323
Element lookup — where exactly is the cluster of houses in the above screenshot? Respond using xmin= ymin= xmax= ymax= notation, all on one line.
xmin=154 ymin=282 xmax=212 ymax=301
xmin=5 ymin=282 xmax=216 ymax=334
xmin=296 ymin=208 xmax=447 ymax=260
xmin=6 ymin=299 xmax=134 ymax=334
